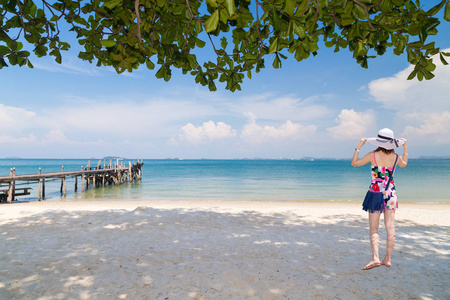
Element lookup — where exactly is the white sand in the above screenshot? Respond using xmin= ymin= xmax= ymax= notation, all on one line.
xmin=0 ymin=200 xmax=449 ymax=300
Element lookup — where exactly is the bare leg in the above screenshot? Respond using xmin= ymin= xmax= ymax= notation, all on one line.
xmin=381 ymin=209 xmax=396 ymax=267
xmin=363 ymin=211 xmax=382 ymax=270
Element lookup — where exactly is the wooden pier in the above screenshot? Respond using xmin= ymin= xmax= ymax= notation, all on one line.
xmin=0 ymin=159 xmax=144 ymax=203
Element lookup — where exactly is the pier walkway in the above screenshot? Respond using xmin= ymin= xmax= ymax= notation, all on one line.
xmin=0 ymin=159 xmax=144 ymax=203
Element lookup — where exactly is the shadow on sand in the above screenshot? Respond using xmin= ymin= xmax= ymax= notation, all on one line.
xmin=0 ymin=206 xmax=448 ymax=299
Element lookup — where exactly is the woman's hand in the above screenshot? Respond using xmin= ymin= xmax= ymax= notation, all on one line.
xmin=398 ymin=138 xmax=408 ymax=167
xmin=356 ymin=138 xmax=367 ymax=150
xmin=400 ymin=138 xmax=407 ymax=148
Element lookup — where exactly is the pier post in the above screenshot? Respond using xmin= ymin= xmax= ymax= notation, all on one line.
xmin=42 ymin=178 xmax=45 ymax=200
xmin=12 ymin=168 xmax=16 ymax=201
xmin=102 ymin=174 xmax=105 ymax=186
xmin=129 ymin=161 xmax=132 ymax=182
xmin=8 ymin=182 xmax=13 ymax=203
xmin=7 ymin=168 xmax=16 ymax=203
xmin=64 ymin=177 xmax=67 ymax=197
xmin=75 ymin=176 xmax=78 ymax=192
xmin=81 ymin=175 xmax=84 ymax=192
xmin=7 ymin=169 xmax=13 ymax=203
xmin=93 ymin=175 xmax=96 ymax=189
xmin=60 ymin=166 xmax=64 ymax=195
xmin=38 ymin=168 xmax=42 ymax=201
xmin=38 ymin=179 xmax=41 ymax=201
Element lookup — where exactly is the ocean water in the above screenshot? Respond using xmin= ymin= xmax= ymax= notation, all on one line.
xmin=0 ymin=159 xmax=449 ymax=203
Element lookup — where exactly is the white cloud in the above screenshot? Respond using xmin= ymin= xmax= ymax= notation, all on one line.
xmin=327 ymin=109 xmax=376 ymax=140
xmin=0 ymin=104 xmax=36 ymax=133
xmin=33 ymin=60 xmax=101 ymax=76
xmin=241 ymin=113 xmax=316 ymax=144
xmin=368 ymin=48 xmax=450 ymax=111
xmin=367 ymin=49 xmax=450 ymax=145
xmin=402 ymin=111 xmax=450 ymax=144
xmin=0 ymin=134 xmax=37 ymax=144
xmin=44 ymin=98 xmax=216 ymax=139
xmin=231 ymin=94 xmax=332 ymax=122
xmin=178 ymin=121 xmax=237 ymax=144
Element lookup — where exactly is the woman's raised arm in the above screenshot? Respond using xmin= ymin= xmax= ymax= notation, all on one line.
xmin=351 ymin=138 xmax=373 ymax=167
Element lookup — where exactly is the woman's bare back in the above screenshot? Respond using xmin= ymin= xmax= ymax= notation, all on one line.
xmin=373 ymin=151 xmax=398 ymax=168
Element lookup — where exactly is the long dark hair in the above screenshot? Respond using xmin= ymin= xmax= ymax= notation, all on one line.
xmin=375 ymin=147 xmax=395 ymax=155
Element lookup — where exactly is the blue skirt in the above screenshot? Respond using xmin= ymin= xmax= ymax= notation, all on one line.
xmin=362 ymin=191 xmax=384 ymax=213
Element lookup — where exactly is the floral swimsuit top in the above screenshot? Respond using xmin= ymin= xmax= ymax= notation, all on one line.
xmin=369 ymin=153 xmax=398 ymax=210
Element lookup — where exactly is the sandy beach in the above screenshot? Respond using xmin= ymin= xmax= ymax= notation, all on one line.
xmin=0 ymin=200 xmax=449 ymax=299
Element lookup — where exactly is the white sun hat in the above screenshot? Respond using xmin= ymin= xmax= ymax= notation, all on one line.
xmin=367 ymin=128 xmax=405 ymax=150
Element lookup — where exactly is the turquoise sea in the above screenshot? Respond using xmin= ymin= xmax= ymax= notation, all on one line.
xmin=0 ymin=159 xmax=449 ymax=203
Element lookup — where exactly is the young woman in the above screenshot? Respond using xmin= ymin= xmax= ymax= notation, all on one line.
xmin=351 ymin=128 xmax=408 ymax=270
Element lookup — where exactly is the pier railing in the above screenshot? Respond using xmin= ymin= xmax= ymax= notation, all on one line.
xmin=0 ymin=159 xmax=144 ymax=203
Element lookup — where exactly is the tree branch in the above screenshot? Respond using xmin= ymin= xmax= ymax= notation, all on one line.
xmin=182 ymin=0 xmax=196 ymax=54
xmin=353 ymin=0 xmax=376 ymax=30
xmin=134 ymin=0 xmax=142 ymax=43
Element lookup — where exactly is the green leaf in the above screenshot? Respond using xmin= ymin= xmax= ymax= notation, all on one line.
xmin=426 ymin=0 xmax=446 ymax=16
xmin=220 ymin=8 xmax=230 ymax=24
xmin=269 ymin=37 xmax=278 ymax=54
xmin=295 ymin=0 xmax=309 ymax=17
xmin=224 ymin=0 xmax=236 ymax=17
xmin=30 ymin=3 xmax=37 ymax=17
xmin=172 ymin=5 xmax=185 ymax=16
xmin=284 ymin=0 xmax=296 ymax=17
xmin=111 ymin=53 xmax=123 ymax=61
xmin=220 ymin=37 xmax=228 ymax=49
xmin=13 ymin=42 xmax=23 ymax=51
xmin=0 ymin=57 xmax=8 ymax=68
xmin=354 ymin=41 xmax=367 ymax=57
xmin=417 ymin=69 xmax=424 ymax=81
xmin=146 ymin=59 xmax=155 ymax=70
xmin=101 ymin=40 xmax=116 ymax=47
xmin=439 ymin=53 xmax=448 ymax=65
xmin=206 ymin=0 xmax=218 ymax=8
xmin=271 ymin=6 xmax=281 ymax=32
xmin=103 ymin=0 xmax=122 ymax=10
xmin=419 ymin=28 xmax=427 ymax=44
xmin=407 ymin=69 xmax=418 ymax=80
xmin=341 ymin=18 xmax=354 ymax=26
xmin=54 ymin=50 xmax=62 ymax=64
xmin=0 ymin=46 xmax=10 ymax=55
xmin=272 ymin=55 xmax=281 ymax=69
xmin=188 ymin=55 xmax=197 ymax=69
xmin=195 ymin=38 xmax=206 ymax=48
xmin=444 ymin=1 xmax=450 ymax=22
xmin=205 ymin=10 xmax=219 ymax=32
xmin=155 ymin=66 xmax=165 ymax=79
xmin=293 ymin=22 xmax=305 ymax=39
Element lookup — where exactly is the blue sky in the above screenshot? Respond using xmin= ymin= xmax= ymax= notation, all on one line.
xmin=1 ymin=5 xmax=450 ymax=159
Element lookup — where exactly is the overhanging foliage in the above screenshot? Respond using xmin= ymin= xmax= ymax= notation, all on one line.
xmin=1 ymin=0 xmax=449 ymax=91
